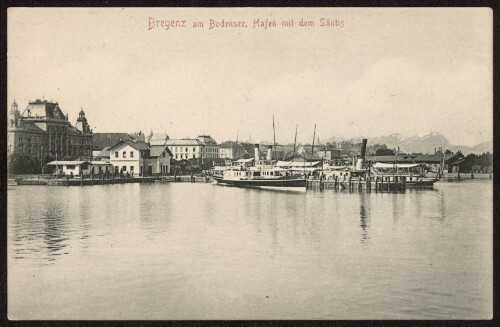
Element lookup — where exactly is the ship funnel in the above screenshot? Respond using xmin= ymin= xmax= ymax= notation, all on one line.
xmin=356 ymin=139 xmax=368 ymax=170
xmin=254 ymin=144 xmax=260 ymax=162
xmin=267 ymin=145 xmax=273 ymax=161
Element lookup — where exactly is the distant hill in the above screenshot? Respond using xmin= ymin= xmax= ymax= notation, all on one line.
xmin=323 ymin=132 xmax=492 ymax=155
xmin=468 ymin=140 xmax=494 ymax=154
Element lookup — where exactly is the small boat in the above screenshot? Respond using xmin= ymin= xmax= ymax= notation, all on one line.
xmin=155 ymin=176 xmax=174 ymax=183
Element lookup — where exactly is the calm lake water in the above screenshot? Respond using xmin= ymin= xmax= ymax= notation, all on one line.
xmin=8 ymin=180 xmax=492 ymax=320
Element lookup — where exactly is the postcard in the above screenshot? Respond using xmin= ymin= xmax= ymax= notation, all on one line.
xmin=7 ymin=7 xmax=493 ymax=320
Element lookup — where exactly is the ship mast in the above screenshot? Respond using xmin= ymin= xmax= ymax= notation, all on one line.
xmin=310 ymin=124 xmax=316 ymax=164
xmin=272 ymin=115 xmax=276 ymax=162
xmin=292 ymin=124 xmax=298 ymax=160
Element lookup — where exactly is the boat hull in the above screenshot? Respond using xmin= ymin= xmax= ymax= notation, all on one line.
xmin=212 ymin=176 xmax=306 ymax=191
xmin=404 ymin=178 xmax=438 ymax=188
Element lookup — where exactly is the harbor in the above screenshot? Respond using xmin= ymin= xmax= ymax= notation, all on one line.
xmin=6 ymin=7 xmax=493 ymax=321
xmin=7 ymin=179 xmax=493 ymax=319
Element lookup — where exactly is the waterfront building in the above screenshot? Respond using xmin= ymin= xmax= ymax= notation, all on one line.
xmin=7 ymin=99 xmax=93 ymax=162
xmin=318 ymin=146 xmax=341 ymax=160
xmin=89 ymin=161 xmax=114 ymax=175
xmin=92 ymin=132 xmax=145 ymax=159
xmin=166 ymin=135 xmax=219 ymax=160
xmin=148 ymin=145 xmax=173 ymax=175
xmin=45 ymin=160 xmax=114 ymax=176
xmin=108 ymin=139 xmax=172 ymax=176
xmin=46 ymin=160 xmax=92 ymax=176
xmin=149 ymin=132 xmax=170 ymax=146
xmin=108 ymin=140 xmax=150 ymax=175
xmin=219 ymin=141 xmax=249 ymax=160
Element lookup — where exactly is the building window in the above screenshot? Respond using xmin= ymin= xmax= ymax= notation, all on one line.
xmin=123 ymin=151 xmax=126 ymax=158
xmin=192 ymin=154 xmax=195 ymax=158
xmin=175 ymin=154 xmax=178 ymax=159
xmin=122 ymin=166 xmax=127 ymax=171
xmin=185 ymin=147 xmax=188 ymax=152
xmin=130 ymin=151 xmax=134 ymax=158
xmin=67 ymin=165 xmax=76 ymax=169
xmin=193 ymin=147 xmax=196 ymax=152
xmin=115 ymin=151 xmax=119 ymax=158
xmin=130 ymin=166 xmax=134 ymax=172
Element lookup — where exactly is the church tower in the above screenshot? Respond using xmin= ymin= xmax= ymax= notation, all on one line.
xmin=75 ymin=108 xmax=91 ymax=133
xmin=8 ymin=100 xmax=21 ymax=128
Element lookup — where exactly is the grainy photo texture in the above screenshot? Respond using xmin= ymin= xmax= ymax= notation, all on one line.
xmin=7 ymin=7 xmax=493 ymax=320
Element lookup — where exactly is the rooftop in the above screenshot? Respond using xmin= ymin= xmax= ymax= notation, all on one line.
xmin=22 ymin=99 xmax=67 ymax=121
xmin=149 ymin=145 xmax=173 ymax=158
xmin=166 ymin=139 xmax=203 ymax=146
xmin=93 ymin=133 xmax=135 ymax=150
xmin=108 ymin=139 xmax=150 ymax=151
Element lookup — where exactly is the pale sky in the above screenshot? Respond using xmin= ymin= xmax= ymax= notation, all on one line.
xmin=8 ymin=8 xmax=492 ymax=146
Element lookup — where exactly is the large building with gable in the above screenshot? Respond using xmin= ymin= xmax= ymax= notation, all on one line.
xmin=7 ymin=99 xmax=93 ymax=164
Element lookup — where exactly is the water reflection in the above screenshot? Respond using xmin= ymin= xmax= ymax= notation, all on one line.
xmin=7 ymin=181 xmax=493 ymax=319
xmin=391 ymin=193 xmax=401 ymax=224
xmin=358 ymin=192 xmax=370 ymax=243
xmin=42 ymin=202 xmax=69 ymax=261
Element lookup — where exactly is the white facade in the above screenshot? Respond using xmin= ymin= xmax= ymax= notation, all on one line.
xmin=109 ymin=143 xmax=147 ymax=175
xmin=169 ymin=143 xmax=203 ymax=160
xmin=46 ymin=161 xmax=91 ymax=176
xmin=166 ymin=135 xmax=219 ymax=161
xmin=219 ymin=148 xmax=233 ymax=159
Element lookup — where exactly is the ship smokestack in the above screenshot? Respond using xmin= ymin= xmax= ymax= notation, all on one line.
xmin=356 ymin=139 xmax=368 ymax=170
xmin=254 ymin=144 xmax=260 ymax=162
xmin=267 ymin=145 xmax=273 ymax=161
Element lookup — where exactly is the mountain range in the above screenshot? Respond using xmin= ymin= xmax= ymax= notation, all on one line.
xmin=323 ymin=132 xmax=493 ymax=155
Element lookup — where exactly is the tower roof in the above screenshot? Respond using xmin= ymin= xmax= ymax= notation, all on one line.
xmin=22 ymin=99 xmax=65 ymax=120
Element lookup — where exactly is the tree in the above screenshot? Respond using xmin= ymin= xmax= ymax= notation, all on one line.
xmin=375 ymin=148 xmax=396 ymax=156
xmin=8 ymin=153 xmax=43 ymax=175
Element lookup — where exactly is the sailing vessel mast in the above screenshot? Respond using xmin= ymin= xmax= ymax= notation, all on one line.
xmin=292 ymin=124 xmax=298 ymax=160
xmin=272 ymin=115 xmax=276 ymax=162
xmin=310 ymin=124 xmax=316 ymax=163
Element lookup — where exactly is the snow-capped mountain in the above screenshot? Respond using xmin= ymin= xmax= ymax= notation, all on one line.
xmin=324 ymin=132 xmax=492 ymax=154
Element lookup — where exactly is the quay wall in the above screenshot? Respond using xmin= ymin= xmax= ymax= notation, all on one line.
xmin=11 ymin=175 xmax=212 ymax=186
